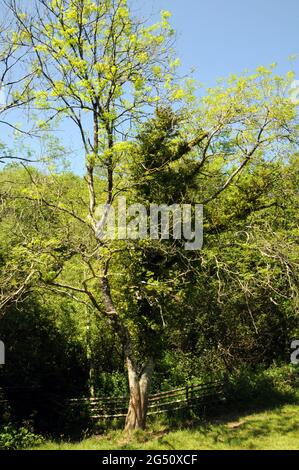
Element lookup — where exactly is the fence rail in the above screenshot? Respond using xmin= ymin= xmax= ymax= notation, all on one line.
xmin=66 ymin=379 xmax=227 ymax=420
xmin=0 ymin=379 xmax=227 ymax=421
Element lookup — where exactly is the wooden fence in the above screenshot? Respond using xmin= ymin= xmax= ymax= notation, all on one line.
xmin=67 ymin=379 xmax=227 ymax=420
xmin=0 ymin=379 xmax=228 ymax=422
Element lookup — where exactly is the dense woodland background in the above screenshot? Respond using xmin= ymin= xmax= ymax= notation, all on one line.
xmin=0 ymin=0 xmax=298 ymax=444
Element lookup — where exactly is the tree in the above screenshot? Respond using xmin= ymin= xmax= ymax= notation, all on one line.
xmin=189 ymin=155 xmax=299 ymax=372
xmin=5 ymin=0 xmax=181 ymax=430
xmin=0 ymin=6 xmax=36 ymax=165
xmin=5 ymin=0 xmax=298 ymax=430
xmin=0 ymin=167 xmax=38 ymax=314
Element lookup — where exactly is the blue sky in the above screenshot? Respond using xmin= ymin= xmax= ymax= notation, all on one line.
xmin=147 ymin=0 xmax=299 ymax=86
xmin=73 ymin=0 xmax=299 ymax=173
xmin=1 ymin=0 xmax=298 ymax=174
xmin=69 ymin=0 xmax=299 ymax=172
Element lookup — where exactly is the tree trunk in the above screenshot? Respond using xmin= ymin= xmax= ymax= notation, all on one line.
xmin=125 ymin=357 xmax=154 ymax=431
xmin=100 ymin=274 xmax=154 ymax=431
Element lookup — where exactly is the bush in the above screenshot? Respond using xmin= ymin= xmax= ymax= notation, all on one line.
xmin=225 ymin=364 xmax=299 ymax=409
xmin=0 ymin=423 xmax=44 ymax=450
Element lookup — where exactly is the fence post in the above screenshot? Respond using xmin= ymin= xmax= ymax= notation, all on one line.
xmin=0 ymin=341 xmax=4 ymax=365
xmin=190 ymin=383 xmax=194 ymax=411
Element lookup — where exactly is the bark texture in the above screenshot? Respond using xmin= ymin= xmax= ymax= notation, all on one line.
xmin=100 ymin=274 xmax=154 ymax=431
xmin=125 ymin=357 xmax=154 ymax=431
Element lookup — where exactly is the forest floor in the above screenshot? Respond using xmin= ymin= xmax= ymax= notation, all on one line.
xmin=34 ymin=402 xmax=299 ymax=450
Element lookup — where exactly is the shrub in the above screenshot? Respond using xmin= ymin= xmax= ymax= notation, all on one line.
xmin=0 ymin=423 xmax=44 ymax=450
xmin=225 ymin=364 xmax=299 ymax=409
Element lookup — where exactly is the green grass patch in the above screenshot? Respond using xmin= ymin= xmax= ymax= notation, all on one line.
xmin=32 ymin=403 xmax=299 ymax=450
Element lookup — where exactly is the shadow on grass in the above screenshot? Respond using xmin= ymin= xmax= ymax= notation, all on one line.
xmin=200 ymin=406 xmax=299 ymax=450
xmin=147 ymin=367 xmax=299 ymax=435
xmin=31 ymin=366 xmax=299 ymax=445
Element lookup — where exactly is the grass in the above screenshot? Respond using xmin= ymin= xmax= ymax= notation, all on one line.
xmin=33 ymin=403 xmax=299 ymax=450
